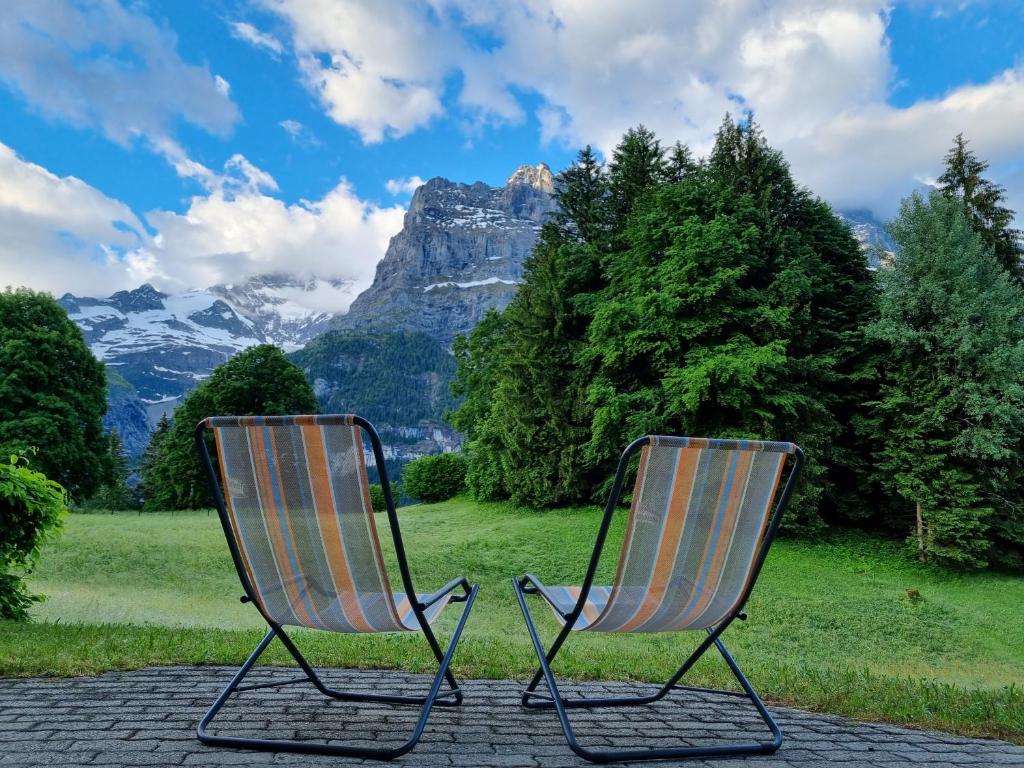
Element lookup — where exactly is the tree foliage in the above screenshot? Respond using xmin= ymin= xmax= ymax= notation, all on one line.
xmin=0 ymin=453 xmax=67 ymax=619
xmin=140 ymin=345 xmax=317 ymax=511
xmin=402 ymin=453 xmax=467 ymax=503
xmin=0 ymin=288 xmax=107 ymax=500
xmin=80 ymin=430 xmax=137 ymax=511
xmin=867 ymin=192 xmax=1024 ymax=568
xmin=938 ymin=133 xmax=1023 ymax=281
xmin=452 ymin=116 xmax=876 ymax=532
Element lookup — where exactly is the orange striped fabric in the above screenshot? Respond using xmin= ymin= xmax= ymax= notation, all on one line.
xmin=206 ymin=415 xmax=451 ymax=633
xmin=542 ymin=436 xmax=795 ymax=633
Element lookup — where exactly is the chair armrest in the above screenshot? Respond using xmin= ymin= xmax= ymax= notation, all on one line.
xmin=518 ymin=573 xmax=572 ymax=618
xmin=418 ymin=577 xmax=473 ymax=608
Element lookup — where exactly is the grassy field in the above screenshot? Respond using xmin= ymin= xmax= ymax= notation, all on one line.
xmin=3 ymin=500 xmax=1022 ymax=742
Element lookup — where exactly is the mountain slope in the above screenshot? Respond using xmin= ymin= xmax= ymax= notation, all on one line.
xmin=290 ymin=330 xmax=460 ymax=473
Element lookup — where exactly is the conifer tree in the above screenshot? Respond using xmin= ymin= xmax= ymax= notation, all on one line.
xmin=663 ymin=141 xmax=698 ymax=183
xmin=938 ymin=133 xmax=1023 ymax=281
xmin=607 ymin=125 xmax=666 ymax=231
xmin=586 ymin=115 xmax=876 ymax=533
xmin=868 ymin=192 xmax=1024 ymax=569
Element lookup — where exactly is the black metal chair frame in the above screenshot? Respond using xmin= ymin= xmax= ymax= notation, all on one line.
xmin=194 ymin=415 xmax=479 ymax=761
xmin=513 ymin=436 xmax=804 ymax=763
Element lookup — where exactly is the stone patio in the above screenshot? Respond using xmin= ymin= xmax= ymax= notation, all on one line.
xmin=2 ymin=667 xmax=1022 ymax=767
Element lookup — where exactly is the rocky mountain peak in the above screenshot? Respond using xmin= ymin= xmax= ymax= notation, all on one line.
xmin=506 ymin=162 xmax=554 ymax=194
xmin=108 ymin=283 xmax=167 ymax=313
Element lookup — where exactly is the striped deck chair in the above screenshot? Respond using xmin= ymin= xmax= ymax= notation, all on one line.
xmin=193 ymin=414 xmax=478 ymax=760
xmin=514 ymin=435 xmax=803 ymax=763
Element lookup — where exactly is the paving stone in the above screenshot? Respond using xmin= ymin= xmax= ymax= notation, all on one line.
xmin=0 ymin=666 xmax=1021 ymax=767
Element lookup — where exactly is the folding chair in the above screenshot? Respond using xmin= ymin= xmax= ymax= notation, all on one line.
xmin=514 ymin=435 xmax=803 ymax=763
xmin=194 ymin=414 xmax=479 ymax=760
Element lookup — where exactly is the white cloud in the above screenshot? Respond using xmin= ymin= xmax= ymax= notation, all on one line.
xmin=263 ymin=0 xmax=458 ymax=142
xmin=280 ymin=119 xmax=304 ymax=137
xmin=229 ymin=20 xmax=285 ymax=56
xmin=262 ymin=0 xmax=1022 ymax=219
xmin=0 ymin=143 xmax=404 ymax=313
xmin=385 ymin=176 xmax=425 ymax=195
xmin=0 ymin=0 xmax=239 ymax=148
xmin=786 ymin=66 xmax=1024 ymax=218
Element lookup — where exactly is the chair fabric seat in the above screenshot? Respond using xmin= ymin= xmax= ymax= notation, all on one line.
xmin=393 ymin=592 xmax=452 ymax=630
xmin=540 ymin=585 xmax=612 ymax=630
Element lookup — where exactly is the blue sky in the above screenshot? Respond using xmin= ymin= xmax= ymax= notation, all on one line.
xmin=1 ymin=1 xmax=1022 ymax=307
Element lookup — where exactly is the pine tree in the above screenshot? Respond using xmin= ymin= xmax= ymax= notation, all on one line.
xmin=552 ymin=145 xmax=607 ymax=245
xmin=937 ymin=133 xmax=1023 ymax=281
xmin=449 ymin=146 xmax=612 ymax=507
xmin=585 ymin=115 xmax=877 ymax=533
xmin=607 ymin=125 xmax=666 ymax=231
xmin=83 ymin=430 xmax=135 ymax=511
xmin=663 ymin=141 xmax=698 ymax=183
xmin=137 ymin=414 xmax=170 ymax=510
xmin=868 ymin=191 xmax=1024 ymax=569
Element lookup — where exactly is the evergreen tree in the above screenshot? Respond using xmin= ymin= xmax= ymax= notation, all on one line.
xmin=141 ymin=345 xmax=317 ymax=510
xmin=937 ymin=133 xmax=1023 ymax=280
xmin=551 ymin=145 xmax=608 ymax=245
xmin=867 ymin=192 xmax=1024 ymax=569
xmin=82 ymin=429 xmax=135 ymax=511
xmin=607 ymin=125 xmax=666 ymax=231
xmin=137 ymin=413 xmax=170 ymax=510
xmin=585 ymin=116 xmax=876 ymax=533
xmin=450 ymin=145 xmax=616 ymax=507
xmin=0 ymin=288 xmax=107 ymax=501
xmin=663 ymin=141 xmax=698 ymax=183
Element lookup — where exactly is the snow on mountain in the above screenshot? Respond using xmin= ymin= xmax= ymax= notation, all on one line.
xmin=59 ymin=274 xmax=353 ymax=453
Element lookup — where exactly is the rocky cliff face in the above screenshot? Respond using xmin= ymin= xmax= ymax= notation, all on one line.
xmin=333 ymin=163 xmax=556 ymax=344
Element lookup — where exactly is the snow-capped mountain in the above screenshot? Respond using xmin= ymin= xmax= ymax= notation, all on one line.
xmin=210 ymin=273 xmax=355 ymax=351
xmin=59 ymin=274 xmax=351 ymax=454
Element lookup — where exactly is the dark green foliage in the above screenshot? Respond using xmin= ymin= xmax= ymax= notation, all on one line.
xmin=368 ymin=483 xmax=386 ymax=513
xmin=80 ymin=430 xmax=137 ymax=511
xmin=141 ymin=345 xmax=317 ymax=511
xmin=867 ymin=192 xmax=1024 ymax=569
xmin=402 ymin=453 xmax=466 ymax=503
xmin=586 ymin=116 xmax=876 ymax=533
xmin=136 ymin=413 xmax=169 ymax=511
xmin=291 ymin=331 xmax=456 ymax=425
xmin=450 ymin=310 xmax=510 ymax=500
xmin=0 ymin=288 xmax=107 ymax=500
xmin=0 ymin=453 xmax=67 ymax=619
xmin=452 ymin=117 xmax=876 ymax=531
xmin=938 ymin=133 xmax=1023 ymax=281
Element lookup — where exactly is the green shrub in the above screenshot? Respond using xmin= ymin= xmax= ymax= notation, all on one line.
xmin=0 ymin=453 xmax=67 ymax=619
xmin=368 ymin=483 xmax=387 ymax=513
xmin=402 ymin=453 xmax=466 ymax=503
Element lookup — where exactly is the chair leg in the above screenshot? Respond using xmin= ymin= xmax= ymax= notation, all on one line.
xmin=513 ymin=578 xmax=781 ymax=764
xmin=197 ymin=584 xmax=478 ymax=761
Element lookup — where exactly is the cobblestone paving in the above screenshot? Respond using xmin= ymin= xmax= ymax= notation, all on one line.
xmin=2 ymin=667 xmax=1022 ymax=767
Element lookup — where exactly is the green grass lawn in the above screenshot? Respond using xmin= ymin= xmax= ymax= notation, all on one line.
xmin=4 ymin=500 xmax=1022 ymax=743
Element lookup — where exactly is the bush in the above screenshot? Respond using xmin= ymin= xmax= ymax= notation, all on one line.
xmin=402 ymin=453 xmax=466 ymax=503
xmin=368 ymin=483 xmax=387 ymax=513
xmin=0 ymin=453 xmax=67 ymax=619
